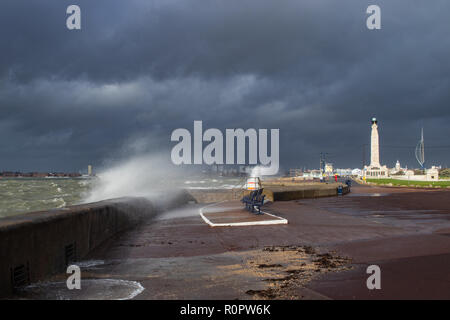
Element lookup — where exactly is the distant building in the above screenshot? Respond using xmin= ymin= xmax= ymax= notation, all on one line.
xmin=303 ymin=170 xmax=321 ymax=179
xmin=88 ymin=165 xmax=93 ymax=176
xmin=390 ymin=160 xmax=406 ymax=175
xmin=426 ymin=166 xmax=439 ymax=181
xmin=395 ymin=160 xmax=401 ymax=172
xmin=324 ymin=163 xmax=333 ymax=175
xmin=395 ymin=166 xmax=439 ymax=182
xmin=289 ymin=168 xmax=303 ymax=177
xmin=335 ymin=168 xmax=352 ymax=176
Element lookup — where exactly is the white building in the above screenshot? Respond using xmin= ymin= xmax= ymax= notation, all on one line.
xmin=426 ymin=166 xmax=439 ymax=181
xmin=396 ymin=166 xmax=439 ymax=182
xmin=390 ymin=160 xmax=407 ymax=175
xmin=335 ymin=168 xmax=353 ymax=176
xmin=395 ymin=160 xmax=401 ymax=172
xmin=324 ymin=163 xmax=334 ymax=175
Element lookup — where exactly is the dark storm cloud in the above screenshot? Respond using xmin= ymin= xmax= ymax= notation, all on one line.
xmin=1 ymin=0 xmax=450 ymax=171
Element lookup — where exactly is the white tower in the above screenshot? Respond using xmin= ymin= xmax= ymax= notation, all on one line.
xmin=395 ymin=160 xmax=401 ymax=172
xmin=370 ymin=117 xmax=380 ymax=167
xmin=364 ymin=117 xmax=389 ymax=178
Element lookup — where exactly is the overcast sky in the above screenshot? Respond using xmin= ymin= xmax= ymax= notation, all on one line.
xmin=1 ymin=0 xmax=450 ymax=172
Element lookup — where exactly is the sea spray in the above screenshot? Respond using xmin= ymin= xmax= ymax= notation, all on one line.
xmin=250 ymin=165 xmax=275 ymax=178
xmin=82 ymin=153 xmax=189 ymax=208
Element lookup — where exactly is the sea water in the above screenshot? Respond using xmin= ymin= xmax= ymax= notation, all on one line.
xmin=0 ymin=176 xmax=246 ymax=218
xmin=0 ymin=178 xmax=92 ymax=218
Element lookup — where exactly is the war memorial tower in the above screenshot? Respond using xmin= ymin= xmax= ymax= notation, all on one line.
xmin=364 ymin=117 xmax=389 ymax=178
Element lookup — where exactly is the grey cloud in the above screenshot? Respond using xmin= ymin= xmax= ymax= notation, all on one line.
xmin=1 ymin=0 xmax=450 ymax=171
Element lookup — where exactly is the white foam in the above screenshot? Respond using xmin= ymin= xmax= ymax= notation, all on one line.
xmin=76 ymin=260 xmax=105 ymax=268
xmin=20 ymin=279 xmax=145 ymax=300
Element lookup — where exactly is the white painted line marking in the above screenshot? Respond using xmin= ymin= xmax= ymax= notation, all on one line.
xmin=199 ymin=201 xmax=288 ymax=227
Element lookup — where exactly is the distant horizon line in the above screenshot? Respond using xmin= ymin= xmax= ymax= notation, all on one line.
xmin=0 ymin=171 xmax=93 ymax=177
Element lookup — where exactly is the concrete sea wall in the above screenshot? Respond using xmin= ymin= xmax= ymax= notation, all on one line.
xmin=187 ymin=184 xmax=350 ymax=203
xmin=263 ymin=185 xmax=350 ymax=201
xmin=0 ymin=191 xmax=194 ymax=298
xmin=187 ymin=189 xmax=244 ymax=203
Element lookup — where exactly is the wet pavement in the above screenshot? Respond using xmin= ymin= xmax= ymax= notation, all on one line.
xmin=299 ymin=185 xmax=450 ymax=233
xmin=13 ymin=185 xmax=450 ymax=299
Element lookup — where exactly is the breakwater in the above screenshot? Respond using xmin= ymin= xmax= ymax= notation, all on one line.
xmin=188 ymin=183 xmax=349 ymax=203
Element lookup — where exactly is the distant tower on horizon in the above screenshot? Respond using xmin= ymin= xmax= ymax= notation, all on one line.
xmin=370 ymin=117 xmax=381 ymax=167
xmin=415 ymin=128 xmax=425 ymax=170
xmin=88 ymin=165 xmax=93 ymax=176
xmin=363 ymin=117 xmax=389 ymax=178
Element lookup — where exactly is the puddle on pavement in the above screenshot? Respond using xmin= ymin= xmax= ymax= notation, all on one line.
xmin=347 ymin=193 xmax=389 ymax=197
xmin=15 ymin=279 xmax=144 ymax=300
xmin=367 ymin=210 xmax=443 ymax=218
